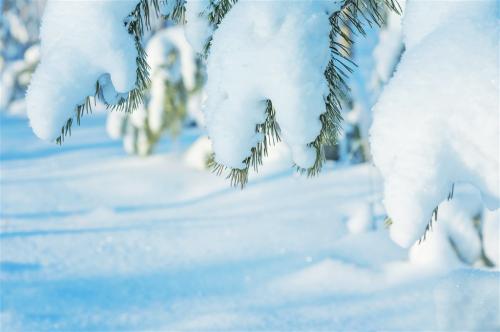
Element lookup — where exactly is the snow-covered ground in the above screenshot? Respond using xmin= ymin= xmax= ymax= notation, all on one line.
xmin=1 ymin=113 xmax=499 ymax=331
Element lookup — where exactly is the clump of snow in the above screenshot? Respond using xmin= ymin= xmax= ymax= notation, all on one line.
xmin=409 ymin=198 xmax=481 ymax=269
xmin=371 ymin=0 xmax=499 ymax=247
xmin=409 ymin=223 xmax=462 ymax=269
xmin=407 ymin=185 xmax=500 ymax=268
xmin=26 ymin=0 xmax=138 ymax=140
xmin=202 ymin=1 xmax=337 ymax=169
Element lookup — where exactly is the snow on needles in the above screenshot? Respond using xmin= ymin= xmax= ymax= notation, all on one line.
xmin=202 ymin=1 xmax=336 ymax=169
xmin=371 ymin=0 xmax=499 ymax=247
xmin=26 ymin=0 xmax=138 ymax=141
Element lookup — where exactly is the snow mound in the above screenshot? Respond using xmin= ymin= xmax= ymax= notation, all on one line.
xmin=203 ymin=1 xmax=337 ymax=169
xmin=371 ymin=0 xmax=499 ymax=247
xmin=26 ymin=0 xmax=138 ymax=140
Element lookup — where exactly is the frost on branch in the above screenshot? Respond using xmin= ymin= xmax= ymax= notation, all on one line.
xmin=371 ymin=0 xmax=499 ymax=247
xmin=26 ymin=0 xmax=167 ymax=143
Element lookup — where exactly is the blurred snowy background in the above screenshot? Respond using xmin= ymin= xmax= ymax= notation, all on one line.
xmin=1 ymin=0 xmax=499 ymax=330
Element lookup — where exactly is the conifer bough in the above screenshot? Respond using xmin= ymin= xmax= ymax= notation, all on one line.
xmin=201 ymin=0 xmax=401 ymax=187
xmin=28 ymin=0 xmax=400 ymax=187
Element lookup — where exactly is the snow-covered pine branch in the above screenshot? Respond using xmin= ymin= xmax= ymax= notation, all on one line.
xmin=28 ymin=0 xmax=498 ymax=248
xmin=371 ymin=0 xmax=499 ymax=247
xmin=189 ymin=0 xmax=400 ymax=187
xmin=26 ymin=0 xmax=172 ymax=144
xmin=27 ymin=0 xmax=400 ymax=187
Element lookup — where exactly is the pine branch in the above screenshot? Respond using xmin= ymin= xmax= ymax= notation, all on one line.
xmin=418 ymin=183 xmax=455 ymax=243
xmin=295 ymin=0 xmax=401 ymax=176
xmin=55 ymin=0 xmax=171 ymax=144
xmin=207 ymin=100 xmax=281 ymax=188
xmin=386 ymin=185 xmax=455 ymax=244
xmin=209 ymin=0 xmax=400 ymax=186
xmin=202 ymin=0 xmax=238 ymax=56
xmin=418 ymin=206 xmax=439 ymax=244
xmin=161 ymin=0 xmax=186 ymax=23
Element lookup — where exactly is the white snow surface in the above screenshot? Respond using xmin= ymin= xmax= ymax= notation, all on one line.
xmin=371 ymin=0 xmax=499 ymax=247
xmin=26 ymin=0 xmax=138 ymax=140
xmin=203 ymin=1 xmax=337 ymax=169
xmin=1 ymin=113 xmax=499 ymax=331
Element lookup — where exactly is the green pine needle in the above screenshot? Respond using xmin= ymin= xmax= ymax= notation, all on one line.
xmin=295 ymin=0 xmax=402 ymax=176
xmin=418 ymin=183 xmax=456 ymax=243
xmin=207 ymin=100 xmax=281 ymax=188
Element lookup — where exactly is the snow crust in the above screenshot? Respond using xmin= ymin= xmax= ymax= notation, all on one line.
xmin=26 ymin=0 xmax=138 ymax=140
xmin=371 ymin=0 xmax=499 ymax=247
xmin=201 ymin=1 xmax=337 ymax=169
